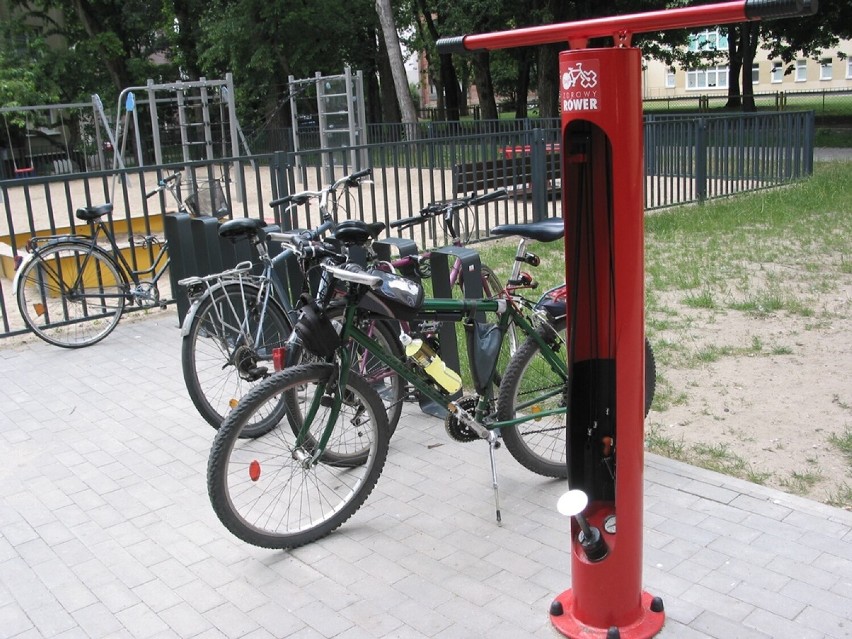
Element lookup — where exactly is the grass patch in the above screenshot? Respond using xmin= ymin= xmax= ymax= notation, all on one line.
xmin=814 ymin=127 xmax=852 ymax=147
xmin=828 ymin=427 xmax=852 ymax=463
xmin=645 ymin=425 xmax=772 ymax=484
xmin=826 ymin=483 xmax=852 ymax=509
xmin=780 ymin=470 xmax=822 ymax=496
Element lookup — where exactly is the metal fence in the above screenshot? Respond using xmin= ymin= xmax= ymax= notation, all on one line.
xmin=0 ymin=111 xmax=814 ymax=340
xmin=644 ymin=87 xmax=852 ymax=116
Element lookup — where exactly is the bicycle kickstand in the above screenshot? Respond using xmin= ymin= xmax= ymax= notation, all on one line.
xmin=447 ymin=402 xmax=504 ymax=525
xmin=488 ymin=439 xmax=503 ymax=526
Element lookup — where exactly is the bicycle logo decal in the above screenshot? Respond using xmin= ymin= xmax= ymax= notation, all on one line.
xmin=560 ymin=61 xmax=601 ymax=112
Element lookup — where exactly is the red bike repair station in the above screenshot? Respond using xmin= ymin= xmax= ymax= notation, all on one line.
xmin=437 ymin=0 xmax=817 ymax=636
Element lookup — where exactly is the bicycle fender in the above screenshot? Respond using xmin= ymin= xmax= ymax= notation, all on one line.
xmin=180 ymin=296 xmax=205 ymax=336
xmin=179 ymin=279 xmax=290 ymax=338
xmin=10 ymin=251 xmax=34 ymax=295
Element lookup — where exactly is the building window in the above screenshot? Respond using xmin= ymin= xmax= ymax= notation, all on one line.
xmin=687 ymin=28 xmax=728 ymax=52
xmin=795 ymin=59 xmax=807 ymax=82
xmin=771 ymin=62 xmax=783 ymax=84
xmin=665 ymin=68 xmax=676 ymax=88
xmin=820 ymin=58 xmax=832 ymax=81
xmin=847 ymin=59 xmax=852 ymax=79
xmin=752 ymin=64 xmax=760 ymax=85
xmin=686 ymin=65 xmax=729 ymax=90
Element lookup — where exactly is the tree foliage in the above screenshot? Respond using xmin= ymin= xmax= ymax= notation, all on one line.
xmin=1 ymin=0 xmax=848 ymax=131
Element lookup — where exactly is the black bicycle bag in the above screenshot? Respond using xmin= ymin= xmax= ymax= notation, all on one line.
xmin=358 ymin=269 xmax=424 ymax=321
xmin=465 ymin=319 xmax=505 ymax=395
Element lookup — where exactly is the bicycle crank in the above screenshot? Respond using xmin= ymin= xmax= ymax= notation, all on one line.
xmin=444 ymin=396 xmax=481 ymax=442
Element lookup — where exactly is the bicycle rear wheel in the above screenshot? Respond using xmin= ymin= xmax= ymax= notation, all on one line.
xmin=182 ymin=282 xmax=291 ymax=437
xmin=207 ymin=363 xmax=389 ymax=549
xmin=17 ymin=243 xmax=126 ymax=348
xmin=497 ymin=319 xmax=656 ymax=478
xmin=330 ymin=312 xmax=404 ymax=435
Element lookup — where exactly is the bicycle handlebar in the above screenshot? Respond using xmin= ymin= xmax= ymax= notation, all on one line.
xmin=145 ymin=171 xmax=183 ymax=199
xmin=269 ymin=168 xmax=373 ymax=209
xmin=269 ymin=231 xmax=344 ymax=262
xmin=389 ymin=188 xmax=508 ymax=230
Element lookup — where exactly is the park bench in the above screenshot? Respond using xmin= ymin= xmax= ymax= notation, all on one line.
xmin=451 ymin=145 xmax=561 ymax=199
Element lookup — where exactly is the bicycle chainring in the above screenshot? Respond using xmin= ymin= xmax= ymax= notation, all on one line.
xmin=132 ymin=281 xmax=160 ymax=307
xmin=444 ymin=396 xmax=481 ymax=443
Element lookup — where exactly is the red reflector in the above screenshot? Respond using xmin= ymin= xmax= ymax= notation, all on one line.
xmin=272 ymin=346 xmax=286 ymax=371
xmin=249 ymin=460 xmax=261 ymax=482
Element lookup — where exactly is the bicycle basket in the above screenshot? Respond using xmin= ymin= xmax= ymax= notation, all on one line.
xmin=185 ymin=179 xmax=230 ymax=219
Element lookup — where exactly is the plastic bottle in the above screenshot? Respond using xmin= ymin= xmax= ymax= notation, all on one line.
xmin=400 ymin=334 xmax=462 ymax=394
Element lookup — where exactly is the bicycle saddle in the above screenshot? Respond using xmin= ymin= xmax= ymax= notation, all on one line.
xmin=76 ymin=204 xmax=114 ymax=221
xmin=218 ymin=217 xmax=267 ymax=240
xmin=491 ymin=218 xmax=564 ymax=243
xmin=333 ymin=220 xmax=386 ymax=246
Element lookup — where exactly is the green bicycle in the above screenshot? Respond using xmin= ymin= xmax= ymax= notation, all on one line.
xmin=206 ymin=226 xmax=581 ymax=548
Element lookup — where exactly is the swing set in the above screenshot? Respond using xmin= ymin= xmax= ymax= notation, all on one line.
xmin=2 ymin=105 xmax=80 ymax=179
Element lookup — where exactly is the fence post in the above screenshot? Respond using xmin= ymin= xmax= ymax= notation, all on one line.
xmin=696 ymin=118 xmax=708 ymax=203
xmin=272 ymin=151 xmax=292 ymax=229
xmin=804 ymin=110 xmax=815 ymax=176
xmin=530 ymin=127 xmax=547 ymax=222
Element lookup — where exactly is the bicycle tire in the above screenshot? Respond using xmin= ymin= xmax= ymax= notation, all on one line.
xmin=182 ymin=281 xmax=291 ymax=437
xmin=497 ymin=319 xmax=656 ymax=478
xmin=207 ymin=363 xmax=390 ymax=549
xmin=17 ymin=243 xmax=126 ymax=348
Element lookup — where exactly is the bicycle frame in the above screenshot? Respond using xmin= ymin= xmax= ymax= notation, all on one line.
xmin=294 ymin=293 xmax=568 ymax=453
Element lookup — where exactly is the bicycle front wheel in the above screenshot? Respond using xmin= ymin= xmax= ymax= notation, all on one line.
xmin=207 ymin=363 xmax=390 ymax=549
xmin=182 ymin=282 xmax=291 ymax=436
xmin=17 ymin=243 xmax=126 ymax=348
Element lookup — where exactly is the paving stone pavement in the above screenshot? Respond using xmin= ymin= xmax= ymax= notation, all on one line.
xmin=1 ymin=310 xmax=851 ymax=638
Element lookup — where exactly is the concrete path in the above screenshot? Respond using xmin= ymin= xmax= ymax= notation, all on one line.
xmin=1 ymin=311 xmax=851 ymax=638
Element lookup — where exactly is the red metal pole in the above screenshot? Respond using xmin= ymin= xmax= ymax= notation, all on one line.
xmin=435 ymin=2 xmax=817 ymax=638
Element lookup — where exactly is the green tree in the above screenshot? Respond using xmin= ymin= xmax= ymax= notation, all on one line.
xmin=7 ymin=0 xmax=177 ymax=104
xmin=1 ymin=18 xmax=60 ymax=156
xmin=724 ymin=3 xmax=852 ymax=111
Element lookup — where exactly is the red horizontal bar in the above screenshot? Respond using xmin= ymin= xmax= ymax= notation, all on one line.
xmin=438 ymin=0 xmax=817 ymax=54
xmin=461 ymin=1 xmax=748 ymax=50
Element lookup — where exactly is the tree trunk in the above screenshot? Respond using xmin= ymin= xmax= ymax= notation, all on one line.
xmin=741 ymin=22 xmax=759 ymax=112
xmin=537 ymin=44 xmax=560 ymax=119
xmin=376 ymin=32 xmax=402 ymax=124
xmin=171 ymin=0 xmax=203 ymax=80
xmin=416 ymin=0 xmax=462 ymax=120
xmin=514 ymin=51 xmax=532 ymax=119
xmin=726 ymin=26 xmax=742 ymax=109
xmin=375 ymin=0 xmax=419 ymax=134
xmin=471 ymin=51 xmax=498 ymax=120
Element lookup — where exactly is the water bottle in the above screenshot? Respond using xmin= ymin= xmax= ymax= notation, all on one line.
xmin=401 ymin=335 xmax=462 ymax=394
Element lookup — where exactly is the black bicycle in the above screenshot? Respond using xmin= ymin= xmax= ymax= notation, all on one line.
xmin=13 ymin=172 xmax=191 ymax=348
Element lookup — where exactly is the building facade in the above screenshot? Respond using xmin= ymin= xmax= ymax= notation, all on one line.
xmin=643 ymin=28 xmax=852 ymax=98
